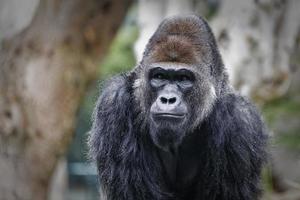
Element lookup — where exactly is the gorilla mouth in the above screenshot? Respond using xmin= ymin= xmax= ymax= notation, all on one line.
xmin=152 ymin=112 xmax=185 ymax=123
xmin=153 ymin=113 xmax=186 ymax=120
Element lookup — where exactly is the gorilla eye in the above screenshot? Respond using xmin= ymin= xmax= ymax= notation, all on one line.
xmin=153 ymin=73 xmax=165 ymax=80
xmin=179 ymin=75 xmax=190 ymax=81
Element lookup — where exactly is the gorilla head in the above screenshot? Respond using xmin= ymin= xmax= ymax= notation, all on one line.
xmin=133 ymin=16 xmax=227 ymax=151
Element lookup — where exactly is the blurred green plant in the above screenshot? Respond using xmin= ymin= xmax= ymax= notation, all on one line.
xmin=99 ymin=24 xmax=138 ymax=78
xmin=261 ymin=96 xmax=300 ymax=197
xmin=263 ymin=96 xmax=300 ymax=150
xmin=263 ymin=97 xmax=300 ymax=124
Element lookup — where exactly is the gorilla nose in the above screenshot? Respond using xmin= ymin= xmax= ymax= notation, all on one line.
xmin=160 ymin=96 xmax=177 ymax=105
xmin=152 ymin=93 xmax=187 ymax=118
xmin=158 ymin=94 xmax=180 ymax=108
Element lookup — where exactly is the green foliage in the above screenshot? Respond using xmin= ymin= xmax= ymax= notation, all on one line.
xmin=275 ymin=132 xmax=300 ymax=150
xmin=262 ymin=165 xmax=274 ymax=193
xmin=263 ymin=97 xmax=300 ymax=124
xmin=99 ymin=24 xmax=138 ymax=79
xmin=263 ymin=97 xmax=300 ymax=150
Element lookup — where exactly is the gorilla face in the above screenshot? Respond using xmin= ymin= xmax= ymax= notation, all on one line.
xmin=142 ymin=62 xmax=215 ymax=151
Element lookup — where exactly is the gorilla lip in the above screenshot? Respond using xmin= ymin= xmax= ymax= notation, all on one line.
xmin=154 ymin=113 xmax=185 ymax=119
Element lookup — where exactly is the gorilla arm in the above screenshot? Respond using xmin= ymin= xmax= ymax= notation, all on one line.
xmin=195 ymin=94 xmax=268 ymax=200
xmin=89 ymin=74 xmax=172 ymax=200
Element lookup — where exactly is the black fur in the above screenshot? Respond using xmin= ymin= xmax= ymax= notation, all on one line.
xmin=89 ymin=15 xmax=268 ymax=200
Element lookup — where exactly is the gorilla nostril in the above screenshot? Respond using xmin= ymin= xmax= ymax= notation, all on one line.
xmin=169 ymin=97 xmax=176 ymax=104
xmin=160 ymin=97 xmax=168 ymax=104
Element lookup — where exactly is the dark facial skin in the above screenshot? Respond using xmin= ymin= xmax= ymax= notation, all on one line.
xmin=149 ymin=66 xmax=194 ymax=119
xmin=147 ymin=63 xmax=196 ymax=151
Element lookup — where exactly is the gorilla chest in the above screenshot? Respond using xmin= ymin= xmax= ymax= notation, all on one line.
xmin=158 ymin=145 xmax=203 ymax=189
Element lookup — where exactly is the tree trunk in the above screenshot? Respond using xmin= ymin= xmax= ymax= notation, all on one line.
xmin=211 ymin=0 xmax=300 ymax=102
xmin=0 ymin=0 xmax=131 ymax=199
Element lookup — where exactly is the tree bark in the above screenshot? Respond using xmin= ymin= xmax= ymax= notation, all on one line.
xmin=0 ymin=0 xmax=131 ymax=199
xmin=211 ymin=0 xmax=300 ymax=102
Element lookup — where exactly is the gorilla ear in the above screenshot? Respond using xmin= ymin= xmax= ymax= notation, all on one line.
xmin=142 ymin=15 xmax=216 ymax=65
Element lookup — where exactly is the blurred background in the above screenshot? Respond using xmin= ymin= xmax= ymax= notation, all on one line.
xmin=0 ymin=0 xmax=299 ymax=200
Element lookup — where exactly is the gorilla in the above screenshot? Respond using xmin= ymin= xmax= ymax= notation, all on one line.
xmin=89 ymin=15 xmax=268 ymax=200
